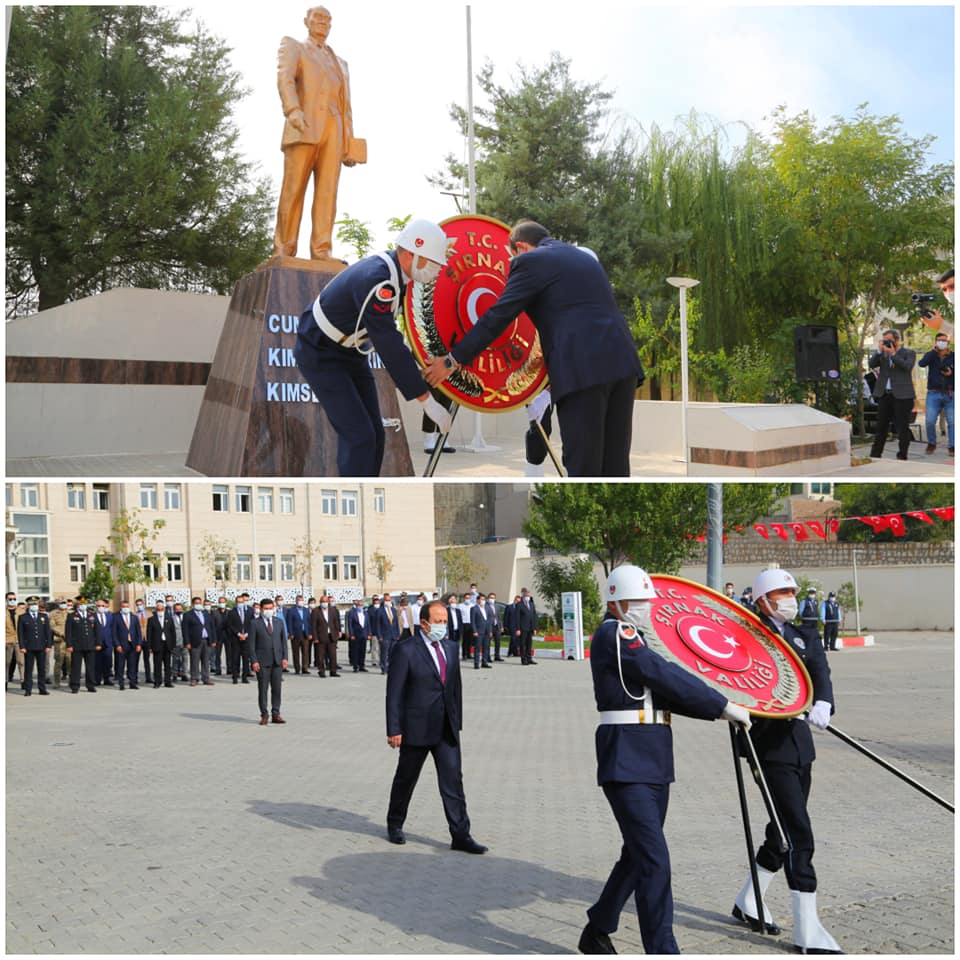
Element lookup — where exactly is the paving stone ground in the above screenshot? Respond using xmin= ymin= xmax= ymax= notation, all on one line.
xmin=6 ymin=631 xmax=953 ymax=954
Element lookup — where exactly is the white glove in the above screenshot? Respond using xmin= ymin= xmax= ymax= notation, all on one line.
xmin=722 ymin=701 xmax=752 ymax=729
xmin=807 ymin=700 xmax=832 ymax=730
xmin=527 ymin=389 xmax=551 ymax=423
xmin=420 ymin=394 xmax=452 ymax=434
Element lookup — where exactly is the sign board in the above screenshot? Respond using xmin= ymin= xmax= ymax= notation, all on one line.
xmin=561 ymin=591 xmax=585 ymax=660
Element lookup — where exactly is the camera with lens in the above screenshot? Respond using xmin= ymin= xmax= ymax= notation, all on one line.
xmin=911 ymin=292 xmax=938 ymax=318
xmin=881 ymin=339 xmax=896 ymax=349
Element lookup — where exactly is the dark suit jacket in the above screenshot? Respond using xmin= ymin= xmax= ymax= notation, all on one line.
xmin=469 ymin=604 xmax=491 ymax=643
xmin=225 ymin=605 xmax=255 ymax=644
xmin=286 ymin=605 xmax=312 ymax=641
xmin=515 ymin=598 xmax=538 ymax=632
xmin=111 ymin=611 xmax=142 ymax=652
xmin=385 ymin=631 xmax=462 ymax=746
xmin=147 ymin=613 xmax=177 ymax=653
xmin=183 ymin=608 xmax=215 ymax=647
xmin=374 ymin=603 xmax=400 ymax=642
xmin=450 ymin=238 xmax=643 ymax=401
xmin=311 ymin=605 xmax=341 ymax=644
xmin=445 ymin=604 xmax=463 ymax=645
xmin=17 ymin=611 xmax=52 ymax=651
xmin=485 ymin=600 xmax=501 ymax=634
xmin=346 ymin=606 xmax=372 ymax=640
xmin=92 ymin=611 xmax=114 ymax=650
xmin=66 ymin=611 xmax=98 ymax=651
xmin=868 ymin=347 xmax=916 ymax=399
xmin=250 ymin=616 xmax=288 ymax=668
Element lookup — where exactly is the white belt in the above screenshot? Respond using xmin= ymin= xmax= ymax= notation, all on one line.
xmin=599 ymin=708 xmax=671 ymax=726
xmin=312 ymin=300 xmax=367 ymax=351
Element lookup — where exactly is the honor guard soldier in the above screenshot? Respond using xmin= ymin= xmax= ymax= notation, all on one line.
xmin=294 ymin=218 xmax=453 ymax=476
xmin=799 ymin=588 xmax=821 ymax=634
xmin=66 ymin=597 xmax=100 ymax=694
xmin=580 ymin=565 xmax=750 ymax=955
xmin=730 ymin=568 xmax=841 ymax=955
xmin=17 ymin=597 xmax=52 ymax=696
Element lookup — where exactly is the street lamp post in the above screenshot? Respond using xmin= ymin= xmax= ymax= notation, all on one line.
xmin=666 ymin=277 xmax=700 ymax=476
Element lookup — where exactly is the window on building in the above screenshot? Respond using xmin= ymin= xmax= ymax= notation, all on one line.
xmin=343 ymin=555 xmax=359 ymax=580
xmin=341 ymin=490 xmax=358 ymax=516
xmin=236 ymin=555 xmax=252 ymax=581
xmin=166 ymin=554 xmax=184 ymax=582
xmin=373 ymin=487 xmax=386 ymax=513
xmin=163 ymin=483 xmax=182 ymax=510
xmin=92 ymin=484 xmax=110 ymax=511
xmin=322 ymin=555 xmax=338 ymax=580
xmin=280 ymin=555 xmax=295 ymax=581
xmin=140 ymin=483 xmax=158 ymax=510
xmin=12 ymin=513 xmax=49 ymax=596
xmin=212 ymin=485 xmax=230 ymax=512
xmin=5 ymin=484 xmax=12 ymax=508
xmin=321 ymin=490 xmax=337 ymax=515
xmin=279 ymin=487 xmax=295 ymax=514
xmin=19 ymin=483 xmax=39 ymax=508
xmin=66 ymin=483 xmax=86 ymax=510
xmin=69 ymin=554 xmax=88 ymax=583
xmin=142 ymin=559 xmax=159 ymax=581
xmin=810 ymin=482 xmax=833 ymax=496
xmin=257 ymin=487 xmax=274 ymax=513
xmin=789 ymin=483 xmax=804 ymax=495
xmin=214 ymin=556 xmax=230 ymax=581
xmin=258 ymin=555 xmax=275 ymax=581
xmin=235 ymin=485 xmax=252 ymax=513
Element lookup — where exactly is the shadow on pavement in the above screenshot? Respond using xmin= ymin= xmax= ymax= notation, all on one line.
xmin=180 ymin=712 xmax=254 ymax=724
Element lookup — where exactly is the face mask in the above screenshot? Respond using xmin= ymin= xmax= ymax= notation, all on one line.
xmin=297 ymin=601 xmax=305 ymax=607
xmin=411 ymin=260 xmax=442 ymax=284
xmin=767 ymin=596 xmax=798 ymax=623
xmin=617 ymin=600 xmax=653 ymax=633
xmin=936 ymin=340 xmax=949 ymax=351
xmin=121 ymin=606 xmax=130 ymax=614
xmin=428 ymin=623 xmax=447 ymax=642
xmin=7 ymin=599 xmax=16 ymax=607
xmin=262 ymin=610 xmax=273 ymax=620
xmin=309 ymin=603 xmax=316 ymax=610
xmin=193 ymin=604 xmax=202 ymax=611
xmin=204 ymin=605 xmax=211 ymax=612
xmin=219 ymin=602 xmax=226 ymax=609
xmin=136 ymin=604 xmax=144 ymax=611
xmin=945 ymin=290 xmax=955 ymax=305
xmin=29 ymin=604 xmax=39 ymax=615
xmin=373 ymin=603 xmax=380 ymax=609
xmin=78 ymin=604 xmax=87 ymax=613
xmin=321 ymin=602 xmax=328 ymax=609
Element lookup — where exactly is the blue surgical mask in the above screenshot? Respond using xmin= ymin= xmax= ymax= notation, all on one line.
xmin=428 ymin=623 xmax=447 ymax=642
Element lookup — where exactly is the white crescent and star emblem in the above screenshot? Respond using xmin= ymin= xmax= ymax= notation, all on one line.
xmin=465 ymin=287 xmax=496 ymax=328
xmin=686 ymin=623 xmax=739 ymax=660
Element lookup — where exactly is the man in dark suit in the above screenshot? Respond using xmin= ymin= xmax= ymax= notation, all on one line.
xmin=426 ymin=220 xmax=644 ymax=477
xmin=346 ymin=599 xmax=371 ymax=672
xmin=446 ymin=595 xmax=463 ymax=655
xmin=486 ymin=593 xmax=503 ymax=662
xmin=459 ymin=593 xmax=474 ymax=661
xmin=375 ymin=592 xmax=399 ymax=675
xmin=210 ymin=598 xmax=227 ymax=675
xmin=146 ymin=600 xmax=177 ymax=688
xmin=286 ymin=595 xmax=312 ymax=674
xmin=183 ymin=598 xmax=216 ymax=686
xmin=17 ymin=596 xmax=52 ymax=696
xmin=868 ymin=328 xmax=917 ymax=461
xmin=580 ymin=565 xmax=747 ymax=955
xmin=514 ymin=588 xmax=538 ymax=666
xmin=66 ymin=597 xmax=99 ymax=693
xmin=225 ymin=593 xmax=254 ymax=684
xmin=471 ymin=592 xmax=492 ymax=670
xmin=503 ymin=596 xmax=520 ymax=657
xmin=311 ymin=594 xmax=341 ymax=677
xmin=730 ymin=568 xmax=840 ymax=954
xmin=111 ymin=599 xmax=143 ymax=690
xmin=385 ymin=600 xmax=486 ymax=854
xmin=92 ymin=600 xmax=115 ymax=686
xmin=250 ymin=598 xmax=288 ymax=725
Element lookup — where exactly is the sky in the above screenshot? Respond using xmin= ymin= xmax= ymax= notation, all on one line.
xmin=193 ymin=2 xmax=955 ymax=256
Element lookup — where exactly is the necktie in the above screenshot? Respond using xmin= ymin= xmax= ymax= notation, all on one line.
xmin=267 ymin=619 xmax=273 ymax=635
xmin=431 ymin=640 xmax=446 ymax=684
xmin=386 ymin=606 xmax=393 ymax=624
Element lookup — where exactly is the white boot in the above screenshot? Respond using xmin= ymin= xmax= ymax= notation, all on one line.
xmin=733 ymin=866 xmax=780 ymax=933
xmin=524 ymin=461 xmax=545 ymax=477
xmin=791 ymin=890 xmax=842 ymax=954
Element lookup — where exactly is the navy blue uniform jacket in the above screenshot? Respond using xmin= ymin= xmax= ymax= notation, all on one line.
xmin=742 ymin=616 xmax=835 ymax=767
xmin=296 ymin=249 xmax=427 ymax=400
xmin=346 ymin=606 xmax=372 ymax=640
xmin=386 ymin=634 xmax=462 ymax=746
xmin=590 ymin=615 xmax=728 ymax=786
xmin=449 ymin=238 xmax=644 ymax=402
xmin=17 ymin=611 xmax=52 ymax=651
xmin=111 ymin=611 xmax=142 ymax=652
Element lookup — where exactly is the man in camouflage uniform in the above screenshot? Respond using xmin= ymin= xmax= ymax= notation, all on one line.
xmin=48 ymin=599 xmax=72 ymax=688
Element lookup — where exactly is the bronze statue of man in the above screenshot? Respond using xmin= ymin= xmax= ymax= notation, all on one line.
xmin=272 ymin=6 xmax=366 ymax=261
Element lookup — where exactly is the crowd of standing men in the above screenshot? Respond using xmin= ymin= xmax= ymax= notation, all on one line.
xmin=5 ymin=586 xmax=542 ymax=699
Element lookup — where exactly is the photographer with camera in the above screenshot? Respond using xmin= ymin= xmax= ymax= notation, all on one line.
xmin=918 ymin=332 xmax=954 ymax=456
xmin=919 ymin=268 xmax=955 ymax=339
xmin=868 ymin=329 xmax=916 ymax=461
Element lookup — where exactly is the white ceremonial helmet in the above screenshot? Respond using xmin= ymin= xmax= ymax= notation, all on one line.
xmin=606 ymin=564 xmax=657 ymax=602
xmin=753 ymin=567 xmax=798 ymax=600
xmin=395 ymin=219 xmax=449 ymax=265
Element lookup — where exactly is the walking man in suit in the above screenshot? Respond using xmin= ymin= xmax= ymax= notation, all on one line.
xmin=226 ymin=593 xmax=255 ymax=684
xmin=346 ymin=599 xmax=370 ymax=672
xmin=250 ymin=598 xmax=289 ymax=725
xmin=471 ymin=592 xmax=492 ymax=670
xmin=425 ymin=220 xmax=644 ymax=476
xmin=147 ymin=600 xmax=177 ymax=689
xmin=385 ymin=600 xmax=487 ymax=854
xmin=868 ymin=328 xmax=917 ymax=461
xmin=183 ymin=598 xmax=216 ymax=686
xmin=17 ymin=597 xmax=52 ymax=696
xmin=112 ymin=599 xmax=143 ymax=690
xmin=311 ymin=594 xmax=341 ymax=677
xmin=286 ymin=595 xmax=312 ymax=675
xmin=375 ymin=592 xmax=399 ymax=675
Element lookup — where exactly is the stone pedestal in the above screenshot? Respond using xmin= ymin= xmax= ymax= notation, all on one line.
xmin=186 ymin=266 xmax=414 ymax=476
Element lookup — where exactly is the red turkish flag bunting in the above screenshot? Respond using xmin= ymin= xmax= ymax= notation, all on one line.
xmin=769 ymin=523 xmax=790 ymax=541
xmin=906 ymin=511 xmax=933 ymax=524
xmin=858 ymin=515 xmax=891 ymax=532
xmin=753 ymin=524 xmax=770 ymax=539
xmin=931 ymin=506 xmax=955 ymax=522
xmin=788 ymin=522 xmax=809 ymax=541
xmin=806 ymin=521 xmax=827 ymax=539
xmin=887 ymin=514 xmax=907 ymax=537
xmin=827 ymin=518 xmax=840 ymax=535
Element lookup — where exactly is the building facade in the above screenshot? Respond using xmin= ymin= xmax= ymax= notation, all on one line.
xmin=5 ymin=482 xmax=436 ymax=604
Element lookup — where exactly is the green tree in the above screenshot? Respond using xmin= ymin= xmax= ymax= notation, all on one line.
xmin=532 ymin=555 xmax=602 ymax=632
xmin=368 ymin=547 xmax=395 ymax=594
xmin=6 ymin=6 xmax=273 ymax=315
xmin=292 ymin=536 xmax=323 ymax=594
xmin=834 ymin=581 xmax=862 ymax=630
xmin=438 ymin=545 xmax=487 ymax=596
xmin=80 ymin=555 xmax=115 ymax=602
xmin=196 ymin=533 xmax=237 ymax=592
xmin=834 ymin=483 xmax=954 ymax=542
xmin=98 ymin=508 xmax=166 ymax=598
xmin=334 ymin=214 xmax=373 ymax=261
xmin=524 ymin=483 xmax=785 ymax=577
